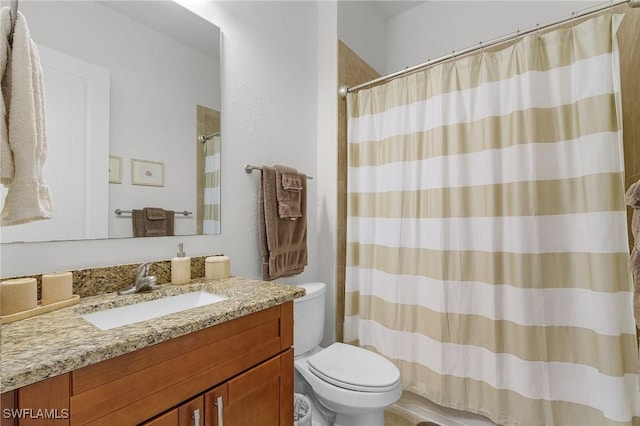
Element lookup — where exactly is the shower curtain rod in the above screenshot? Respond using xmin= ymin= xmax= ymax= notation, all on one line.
xmin=340 ymin=0 xmax=639 ymax=97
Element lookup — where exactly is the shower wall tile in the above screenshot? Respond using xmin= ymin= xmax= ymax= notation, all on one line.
xmin=619 ymin=6 xmax=640 ymax=250
xmin=337 ymin=40 xmax=380 ymax=342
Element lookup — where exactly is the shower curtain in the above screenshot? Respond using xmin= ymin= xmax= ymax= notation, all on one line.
xmin=203 ymin=134 xmax=221 ymax=234
xmin=345 ymin=13 xmax=640 ymax=425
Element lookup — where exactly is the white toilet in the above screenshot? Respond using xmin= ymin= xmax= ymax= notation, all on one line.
xmin=293 ymin=282 xmax=402 ymax=426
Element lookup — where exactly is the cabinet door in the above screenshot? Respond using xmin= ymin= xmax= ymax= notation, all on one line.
xmin=178 ymin=396 xmax=204 ymax=426
xmin=142 ymin=409 xmax=178 ymax=426
xmin=15 ymin=373 xmax=70 ymax=426
xmin=204 ymin=384 xmax=228 ymax=426
xmin=142 ymin=396 xmax=203 ymax=426
xmin=214 ymin=349 xmax=293 ymax=426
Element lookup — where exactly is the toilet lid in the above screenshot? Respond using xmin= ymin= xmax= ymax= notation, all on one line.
xmin=306 ymin=343 xmax=400 ymax=392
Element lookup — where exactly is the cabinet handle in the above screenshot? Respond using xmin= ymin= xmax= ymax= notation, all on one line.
xmin=192 ymin=408 xmax=201 ymax=426
xmin=215 ymin=396 xmax=224 ymax=426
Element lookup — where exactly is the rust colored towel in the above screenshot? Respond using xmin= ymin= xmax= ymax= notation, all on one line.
xmin=132 ymin=208 xmax=174 ymax=237
xmin=273 ymin=164 xmax=303 ymax=219
xmin=259 ymin=166 xmax=307 ymax=280
xmin=144 ymin=207 xmax=167 ymax=236
xmin=164 ymin=210 xmax=175 ymax=236
xmin=132 ymin=209 xmax=146 ymax=237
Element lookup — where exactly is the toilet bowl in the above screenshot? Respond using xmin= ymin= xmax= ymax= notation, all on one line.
xmin=293 ymin=282 xmax=402 ymax=426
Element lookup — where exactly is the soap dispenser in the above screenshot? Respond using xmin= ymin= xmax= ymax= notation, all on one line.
xmin=171 ymin=243 xmax=191 ymax=285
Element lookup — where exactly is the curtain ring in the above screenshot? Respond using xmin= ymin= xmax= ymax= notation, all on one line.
xmin=570 ymin=11 xmax=575 ymax=30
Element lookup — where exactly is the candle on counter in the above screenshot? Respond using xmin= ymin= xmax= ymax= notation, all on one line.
xmin=41 ymin=272 xmax=73 ymax=306
xmin=0 ymin=278 xmax=37 ymax=315
xmin=205 ymin=255 xmax=231 ymax=280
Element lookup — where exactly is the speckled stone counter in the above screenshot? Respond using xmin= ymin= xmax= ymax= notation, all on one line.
xmin=0 ymin=276 xmax=305 ymax=393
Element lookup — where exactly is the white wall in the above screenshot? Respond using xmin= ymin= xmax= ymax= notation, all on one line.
xmin=316 ymin=1 xmax=339 ymax=345
xmin=1 ymin=2 xmax=327 ymax=296
xmin=337 ymin=0 xmax=388 ymax=75
xmin=386 ymin=1 xmax=600 ymax=73
xmin=178 ymin=1 xmax=340 ymax=344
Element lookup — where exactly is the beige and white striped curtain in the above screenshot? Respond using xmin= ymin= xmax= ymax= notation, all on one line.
xmin=345 ymin=14 xmax=640 ymax=425
xmin=204 ymin=134 xmax=221 ymax=234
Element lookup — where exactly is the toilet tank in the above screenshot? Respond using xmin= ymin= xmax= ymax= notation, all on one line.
xmin=293 ymin=282 xmax=326 ymax=357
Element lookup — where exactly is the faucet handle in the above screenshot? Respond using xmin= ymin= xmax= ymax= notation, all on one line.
xmin=135 ymin=261 xmax=154 ymax=279
xmin=118 ymin=262 xmax=158 ymax=295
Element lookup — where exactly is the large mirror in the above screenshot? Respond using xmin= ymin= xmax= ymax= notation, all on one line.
xmin=0 ymin=0 xmax=221 ymax=243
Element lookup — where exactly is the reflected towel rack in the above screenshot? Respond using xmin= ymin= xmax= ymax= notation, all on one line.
xmin=115 ymin=209 xmax=193 ymax=217
xmin=199 ymin=132 xmax=220 ymax=143
xmin=244 ymin=164 xmax=313 ymax=180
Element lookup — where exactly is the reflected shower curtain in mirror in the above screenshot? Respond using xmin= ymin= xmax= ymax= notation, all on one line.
xmin=203 ymin=134 xmax=221 ymax=234
xmin=345 ymin=13 xmax=640 ymax=425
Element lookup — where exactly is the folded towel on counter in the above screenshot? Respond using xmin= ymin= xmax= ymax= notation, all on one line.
xmin=259 ymin=166 xmax=307 ymax=280
xmin=273 ymin=164 xmax=304 ymax=219
xmin=0 ymin=9 xmax=52 ymax=226
xmin=132 ymin=208 xmax=174 ymax=237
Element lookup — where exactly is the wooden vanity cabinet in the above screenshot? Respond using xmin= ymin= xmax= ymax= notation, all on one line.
xmin=2 ymin=302 xmax=294 ymax=426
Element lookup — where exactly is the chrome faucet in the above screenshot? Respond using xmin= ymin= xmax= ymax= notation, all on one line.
xmin=118 ymin=262 xmax=160 ymax=295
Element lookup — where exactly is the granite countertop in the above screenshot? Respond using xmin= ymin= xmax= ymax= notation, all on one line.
xmin=0 ymin=276 xmax=305 ymax=393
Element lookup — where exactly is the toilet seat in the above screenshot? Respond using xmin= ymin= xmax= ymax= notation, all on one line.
xmin=306 ymin=343 xmax=400 ymax=393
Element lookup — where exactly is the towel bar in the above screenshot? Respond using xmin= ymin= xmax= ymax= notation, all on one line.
xmin=244 ymin=164 xmax=313 ymax=179
xmin=199 ymin=132 xmax=220 ymax=143
xmin=115 ymin=209 xmax=192 ymax=217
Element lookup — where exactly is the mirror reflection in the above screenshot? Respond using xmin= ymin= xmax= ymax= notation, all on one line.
xmin=0 ymin=0 xmax=221 ymax=243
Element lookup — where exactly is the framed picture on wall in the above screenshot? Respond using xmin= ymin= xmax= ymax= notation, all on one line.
xmin=109 ymin=156 xmax=122 ymax=184
xmin=131 ymin=159 xmax=164 ymax=187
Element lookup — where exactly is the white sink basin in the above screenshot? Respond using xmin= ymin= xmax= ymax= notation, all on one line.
xmin=82 ymin=291 xmax=228 ymax=330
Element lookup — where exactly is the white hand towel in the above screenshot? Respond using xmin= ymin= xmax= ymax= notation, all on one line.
xmin=0 ymin=9 xmax=52 ymax=226
xmin=0 ymin=8 xmax=13 ymax=184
